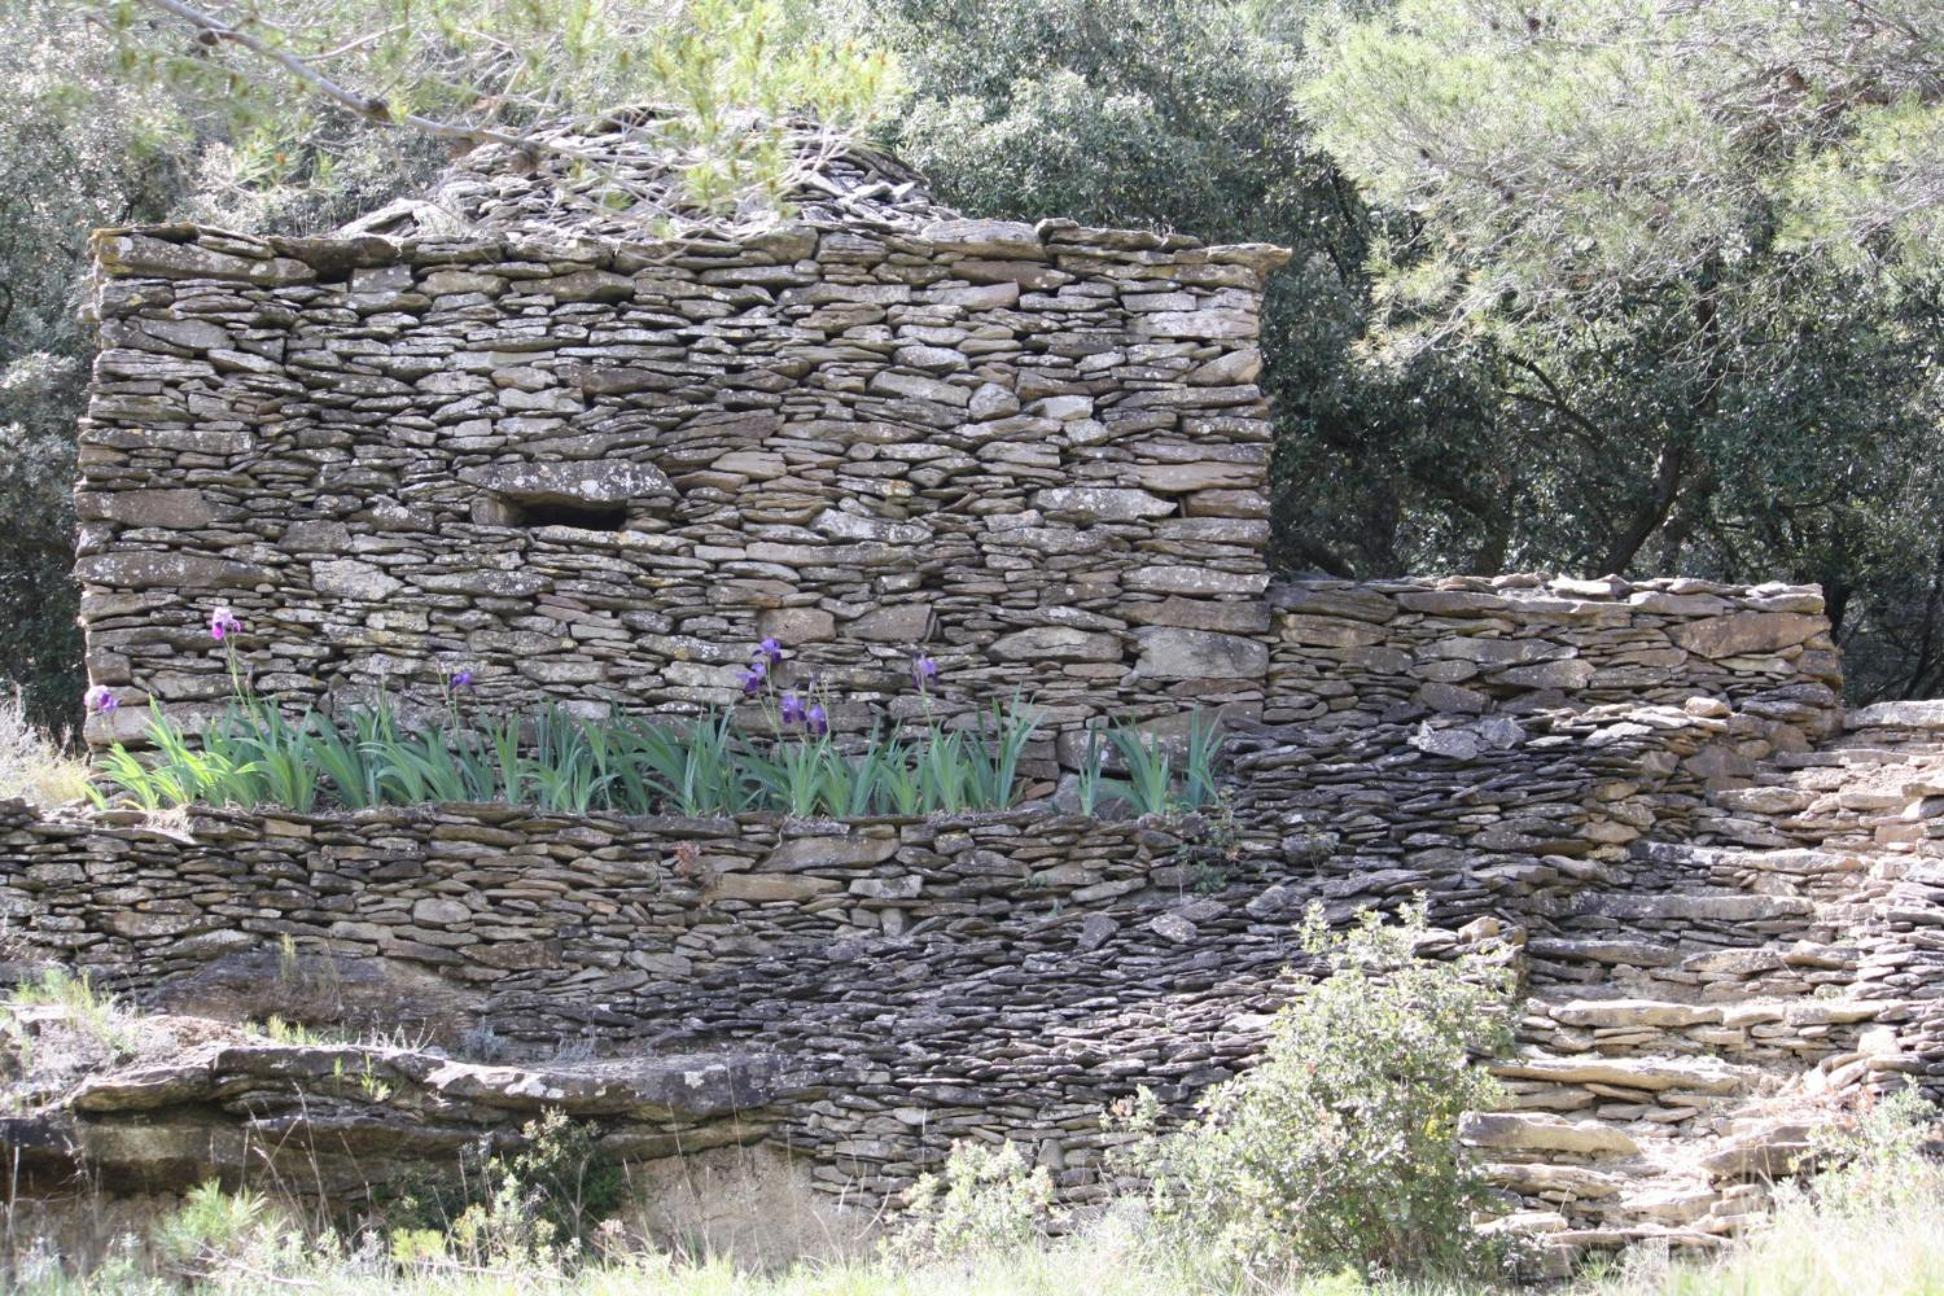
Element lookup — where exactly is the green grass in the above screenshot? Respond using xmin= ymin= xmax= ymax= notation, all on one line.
xmin=7 ymin=966 xmax=132 ymax=1053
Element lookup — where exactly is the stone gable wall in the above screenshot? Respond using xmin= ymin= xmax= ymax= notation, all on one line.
xmin=76 ymin=220 xmax=1286 ymax=747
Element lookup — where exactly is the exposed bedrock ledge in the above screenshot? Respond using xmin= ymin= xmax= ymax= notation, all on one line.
xmin=0 ymin=1040 xmax=779 ymax=1198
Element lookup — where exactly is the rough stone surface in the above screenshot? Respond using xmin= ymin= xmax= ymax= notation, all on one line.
xmin=76 ymin=210 xmax=1287 ymax=748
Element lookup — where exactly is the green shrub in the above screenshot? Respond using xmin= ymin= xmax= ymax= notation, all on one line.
xmin=504 ymin=1107 xmax=627 ymax=1251
xmin=1801 ymin=1087 xmax=1942 ymax=1217
xmin=381 ymin=1107 xmax=624 ymax=1270
xmin=884 ymin=1139 xmax=1058 ymax=1265
xmin=1118 ymin=899 xmax=1515 ymax=1284
xmin=151 ymin=1181 xmax=294 ymax=1278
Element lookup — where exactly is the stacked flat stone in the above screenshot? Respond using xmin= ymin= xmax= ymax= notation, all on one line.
xmin=77 ymin=214 xmax=1284 ymax=755
xmin=0 ymin=590 xmax=1865 ymax=1229
xmin=339 ymin=112 xmax=963 ymax=240
xmin=42 ymin=127 xmax=1941 ymax=1267
xmin=1269 ymin=575 xmax=1842 ymax=732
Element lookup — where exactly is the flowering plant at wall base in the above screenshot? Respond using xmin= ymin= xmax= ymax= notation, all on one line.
xmin=86 ymin=630 xmax=1226 ymax=819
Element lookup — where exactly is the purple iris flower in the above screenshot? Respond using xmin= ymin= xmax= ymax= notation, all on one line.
xmin=912 ymin=655 xmax=940 ymax=693
xmin=209 ymin=606 xmax=243 ymax=641
xmin=450 ymin=668 xmax=474 ymax=688
xmin=85 ymin=685 xmax=118 ymax=714
xmin=739 ymin=663 xmax=767 ymax=698
xmin=805 ymin=703 xmax=829 ymax=736
xmin=780 ymin=692 xmax=806 ymax=726
xmin=755 ymin=637 xmax=784 ymax=666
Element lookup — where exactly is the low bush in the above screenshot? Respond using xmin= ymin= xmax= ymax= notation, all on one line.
xmin=1116 ymin=900 xmax=1516 ymax=1285
xmin=1796 ymin=1085 xmax=1940 ymax=1218
xmin=884 ymin=1140 xmax=1058 ymax=1266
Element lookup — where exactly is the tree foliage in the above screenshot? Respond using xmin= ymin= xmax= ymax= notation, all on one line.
xmin=6 ymin=0 xmax=1944 ymax=721
xmin=1296 ymin=0 xmax=1944 ymax=692
xmin=841 ymin=0 xmax=1483 ymax=578
xmin=95 ymin=0 xmax=900 ymax=230
xmin=0 ymin=1 xmax=193 ymax=728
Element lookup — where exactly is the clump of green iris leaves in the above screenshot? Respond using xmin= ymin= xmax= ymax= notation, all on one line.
xmin=89 ymin=619 xmax=1221 ymax=820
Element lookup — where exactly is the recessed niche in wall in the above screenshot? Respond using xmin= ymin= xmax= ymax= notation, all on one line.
xmin=505 ymin=499 xmax=629 ymax=531
xmin=459 ymin=460 xmax=674 ymax=531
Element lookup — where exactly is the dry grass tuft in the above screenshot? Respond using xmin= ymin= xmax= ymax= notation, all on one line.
xmin=0 ymin=685 xmax=90 ymax=810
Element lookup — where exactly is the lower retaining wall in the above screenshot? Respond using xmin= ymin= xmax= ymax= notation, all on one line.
xmin=0 ymin=801 xmax=1304 ymax=1196
xmin=0 ymin=687 xmax=1818 ymax=1200
xmin=0 ymin=804 xmax=1222 ymax=1023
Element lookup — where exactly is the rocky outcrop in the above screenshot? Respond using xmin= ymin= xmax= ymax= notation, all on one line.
xmin=1 ymin=1035 xmax=776 ymax=1199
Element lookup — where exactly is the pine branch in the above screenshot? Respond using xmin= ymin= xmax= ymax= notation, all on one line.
xmin=129 ymin=0 xmax=577 ymax=156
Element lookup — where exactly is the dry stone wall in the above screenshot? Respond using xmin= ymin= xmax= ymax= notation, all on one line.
xmin=1268 ymin=575 xmax=1842 ymax=729
xmin=76 ymin=219 xmax=1285 ymax=750
xmin=43 ymin=133 xmax=1925 ymax=1263
xmin=0 ymin=647 xmax=1843 ymax=1212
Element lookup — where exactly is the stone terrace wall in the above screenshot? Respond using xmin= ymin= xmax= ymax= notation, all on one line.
xmin=0 ymin=685 xmax=1813 ymax=1201
xmin=77 ymin=220 xmax=1286 ymax=748
xmin=1266 ymin=574 xmax=1843 ymax=738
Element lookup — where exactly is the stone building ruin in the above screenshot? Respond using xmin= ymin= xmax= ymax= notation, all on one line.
xmin=75 ymin=118 xmax=1285 ymax=753
xmin=4 ymin=122 xmax=1941 ymax=1273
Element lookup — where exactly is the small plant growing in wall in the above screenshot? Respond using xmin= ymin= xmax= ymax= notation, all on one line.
xmin=1114 ymin=899 xmax=1515 ymax=1285
xmin=1074 ymin=711 xmax=1226 ymax=819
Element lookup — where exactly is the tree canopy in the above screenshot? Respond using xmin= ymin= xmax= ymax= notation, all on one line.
xmin=3 ymin=0 xmax=1942 ymax=725
xmin=1295 ymin=0 xmax=1944 ymax=691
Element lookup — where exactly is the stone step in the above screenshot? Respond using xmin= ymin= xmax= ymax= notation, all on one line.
xmin=1628 ymin=839 xmax=1860 ymax=875
xmin=1531 ymin=995 xmax=1886 ymax=1032
xmin=1524 ymin=939 xmax=1865 ymax=1009
xmin=1517 ymin=995 xmax=1890 ymax=1077
xmin=1697 ymin=1118 xmax=1816 ymax=1180
xmin=1476 ymin=1102 xmax=1823 ymax=1252
xmin=1562 ymin=885 xmax=1819 ymax=925
xmin=1711 ymin=785 xmax=1819 ymax=815
xmin=1460 ymin=1111 xmax=1642 ymax=1158
xmin=1525 ymin=935 xmax=1683 ymax=968
xmin=1492 ymin=1051 xmax=1752 ymax=1096
xmin=1544 ymin=998 xmax=1727 ymax=1029
xmin=1772 ymin=749 xmax=1908 ymax=768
